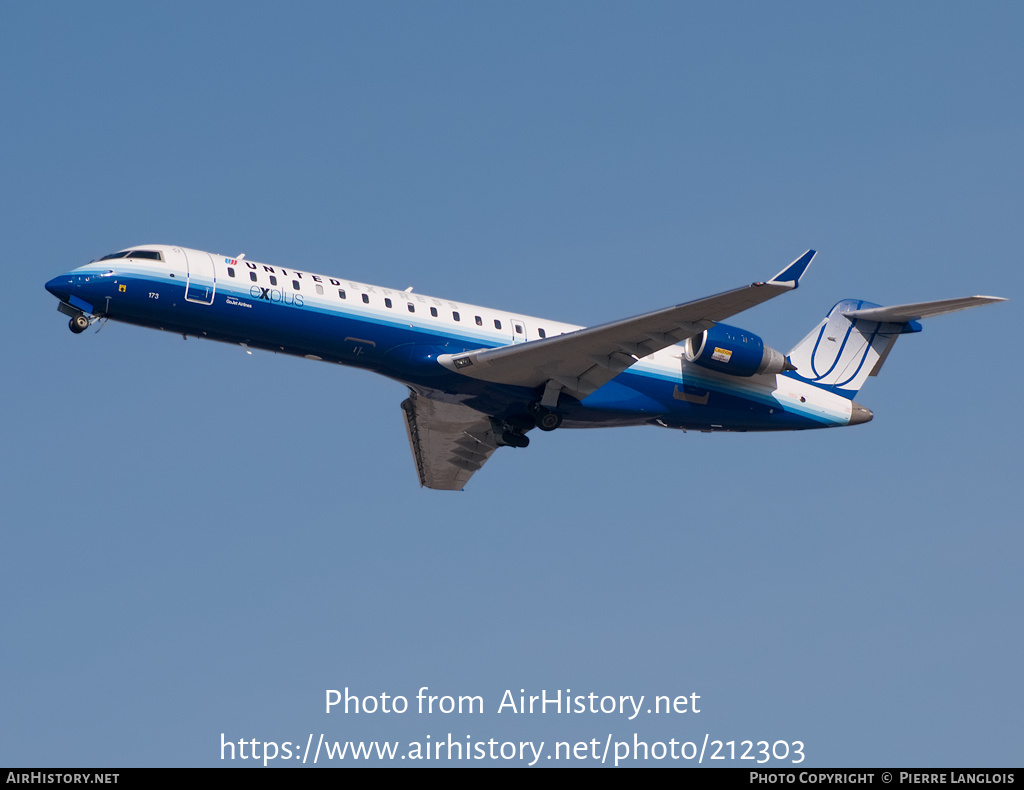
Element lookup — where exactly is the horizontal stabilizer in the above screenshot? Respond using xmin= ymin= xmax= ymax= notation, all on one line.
xmin=843 ymin=296 xmax=1005 ymax=323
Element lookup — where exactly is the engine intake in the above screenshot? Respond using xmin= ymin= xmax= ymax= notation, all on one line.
xmin=684 ymin=323 xmax=791 ymax=377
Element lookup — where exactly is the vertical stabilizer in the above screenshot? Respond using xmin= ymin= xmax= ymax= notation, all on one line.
xmin=785 ymin=299 xmax=918 ymax=397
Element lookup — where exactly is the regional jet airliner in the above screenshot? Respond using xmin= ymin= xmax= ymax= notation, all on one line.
xmin=45 ymin=246 xmax=1004 ymax=489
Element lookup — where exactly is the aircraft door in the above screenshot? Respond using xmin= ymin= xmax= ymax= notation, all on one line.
xmin=183 ymin=249 xmax=216 ymax=305
xmin=508 ymin=316 xmax=528 ymax=344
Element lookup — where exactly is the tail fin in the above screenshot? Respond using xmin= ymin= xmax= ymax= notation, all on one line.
xmin=785 ymin=296 xmax=1005 ymax=398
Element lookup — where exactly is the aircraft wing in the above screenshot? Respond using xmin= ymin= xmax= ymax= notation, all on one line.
xmin=401 ymin=391 xmax=500 ymax=491
xmin=438 ymin=250 xmax=816 ymax=400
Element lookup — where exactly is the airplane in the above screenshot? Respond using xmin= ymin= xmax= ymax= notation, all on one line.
xmin=45 ymin=245 xmax=1004 ymax=490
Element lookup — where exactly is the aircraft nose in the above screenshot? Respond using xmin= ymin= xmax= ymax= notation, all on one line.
xmin=45 ymin=274 xmax=72 ymax=301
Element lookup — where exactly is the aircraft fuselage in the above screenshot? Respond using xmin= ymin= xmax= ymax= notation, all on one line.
xmin=46 ymin=245 xmax=862 ymax=442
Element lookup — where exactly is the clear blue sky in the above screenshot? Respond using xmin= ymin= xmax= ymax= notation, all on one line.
xmin=2 ymin=1 xmax=1020 ymax=767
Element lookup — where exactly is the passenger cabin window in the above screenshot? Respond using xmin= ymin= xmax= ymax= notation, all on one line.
xmin=385 ymin=298 xmax=393 ymax=308
xmin=494 ymin=319 xmax=501 ymax=329
xmin=538 ymin=328 xmax=546 ymax=338
xmin=249 ymin=272 xmax=257 ymax=282
xmin=269 ymin=275 xmax=278 ymax=286
xmin=362 ymin=294 xmax=369 ymax=304
xmin=407 ymin=303 xmax=415 ymax=313
xmin=453 ymin=311 xmax=460 ymax=321
xmin=315 ymin=284 xmax=324 ymax=295
xmin=227 ymin=268 xmax=236 ymax=278
xmin=475 ymin=316 xmax=482 ymax=326
xmin=339 ymin=289 xmax=346 ymax=299
xmin=430 ymin=307 xmax=437 ymax=317
xmin=514 ymin=323 xmax=524 ymax=335
xmin=292 ymin=280 xmax=300 ymax=290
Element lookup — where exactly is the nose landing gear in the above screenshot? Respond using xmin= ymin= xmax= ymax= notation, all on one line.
xmin=69 ymin=314 xmax=90 ymax=334
xmin=57 ymin=300 xmax=98 ymax=334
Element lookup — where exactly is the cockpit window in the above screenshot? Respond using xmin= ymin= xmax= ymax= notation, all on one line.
xmin=130 ymin=250 xmax=163 ymax=261
xmin=98 ymin=249 xmax=164 ymax=262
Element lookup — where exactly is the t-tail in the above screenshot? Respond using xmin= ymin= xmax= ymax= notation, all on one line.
xmin=784 ymin=296 xmax=1006 ymax=407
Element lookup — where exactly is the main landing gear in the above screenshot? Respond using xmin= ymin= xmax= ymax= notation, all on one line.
xmin=496 ymin=414 xmax=534 ymax=448
xmin=533 ymin=405 xmax=563 ymax=432
xmin=494 ymin=405 xmax=564 ymax=448
xmin=499 ymin=431 xmax=530 ymax=448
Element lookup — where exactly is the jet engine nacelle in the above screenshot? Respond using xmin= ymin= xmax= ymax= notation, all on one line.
xmin=684 ymin=323 xmax=791 ymax=377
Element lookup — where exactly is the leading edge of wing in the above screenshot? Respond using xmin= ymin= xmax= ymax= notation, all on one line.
xmin=438 ymin=250 xmax=816 ymax=400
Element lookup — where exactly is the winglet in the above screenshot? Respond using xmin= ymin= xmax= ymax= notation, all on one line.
xmin=767 ymin=249 xmax=816 ymax=289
